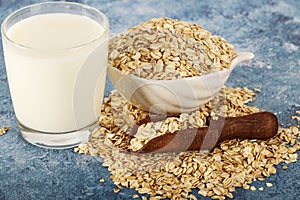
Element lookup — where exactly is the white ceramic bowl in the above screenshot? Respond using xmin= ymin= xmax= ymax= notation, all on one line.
xmin=108 ymin=52 xmax=254 ymax=114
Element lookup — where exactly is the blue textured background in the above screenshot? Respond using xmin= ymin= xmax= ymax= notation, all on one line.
xmin=0 ymin=0 xmax=299 ymax=199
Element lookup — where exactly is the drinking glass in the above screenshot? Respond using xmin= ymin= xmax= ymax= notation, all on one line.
xmin=1 ymin=2 xmax=109 ymax=149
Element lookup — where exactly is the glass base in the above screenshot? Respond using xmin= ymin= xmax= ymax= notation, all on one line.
xmin=19 ymin=121 xmax=97 ymax=149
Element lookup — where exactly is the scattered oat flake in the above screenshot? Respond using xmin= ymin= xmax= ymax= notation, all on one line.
xmin=282 ymin=165 xmax=288 ymax=170
xmin=113 ymin=189 xmax=120 ymax=193
xmin=189 ymin=194 xmax=197 ymax=200
xmin=259 ymin=187 xmax=264 ymax=191
xmin=266 ymin=183 xmax=273 ymax=188
xmin=132 ymin=194 xmax=139 ymax=199
xmin=100 ymin=178 xmax=105 ymax=182
xmin=266 ymin=65 xmax=272 ymax=69
xmin=0 ymin=126 xmax=9 ymax=135
xmin=149 ymin=196 xmax=161 ymax=200
xmin=243 ymin=185 xmax=250 ymax=190
xmin=250 ymin=186 xmax=256 ymax=191
xmin=253 ymin=88 xmax=261 ymax=92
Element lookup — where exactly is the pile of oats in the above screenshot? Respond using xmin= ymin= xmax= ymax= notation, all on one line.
xmin=95 ymin=87 xmax=258 ymax=152
xmin=75 ymin=87 xmax=300 ymax=199
xmin=109 ymin=17 xmax=237 ymax=80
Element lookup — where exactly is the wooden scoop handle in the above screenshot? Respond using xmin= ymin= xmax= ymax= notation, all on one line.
xmin=137 ymin=112 xmax=278 ymax=153
xmin=203 ymin=111 xmax=278 ymax=149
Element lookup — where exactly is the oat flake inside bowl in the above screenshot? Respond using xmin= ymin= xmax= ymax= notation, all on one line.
xmin=109 ymin=17 xmax=237 ymax=80
xmin=108 ymin=17 xmax=254 ymax=113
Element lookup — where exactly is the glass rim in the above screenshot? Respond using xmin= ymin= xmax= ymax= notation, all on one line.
xmin=1 ymin=1 xmax=109 ymax=52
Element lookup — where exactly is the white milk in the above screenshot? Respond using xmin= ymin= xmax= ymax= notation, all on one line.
xmin=3 ymin=13 xmax=108 ymax=132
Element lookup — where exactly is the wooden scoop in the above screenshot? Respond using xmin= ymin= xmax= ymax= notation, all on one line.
xmin=131 ymin=112 xmax=278 ymax=153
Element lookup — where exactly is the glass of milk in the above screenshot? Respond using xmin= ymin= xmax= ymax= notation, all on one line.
xmin=1 ymin=2 xmax=109 ymax=149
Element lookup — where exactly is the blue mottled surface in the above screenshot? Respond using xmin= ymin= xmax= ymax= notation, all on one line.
xmin=0 ymin=0 xmax=299 ymax=199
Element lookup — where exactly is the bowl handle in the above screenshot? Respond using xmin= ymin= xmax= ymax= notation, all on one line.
xmin=230 ymin=52 xmax=254 ymax=69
